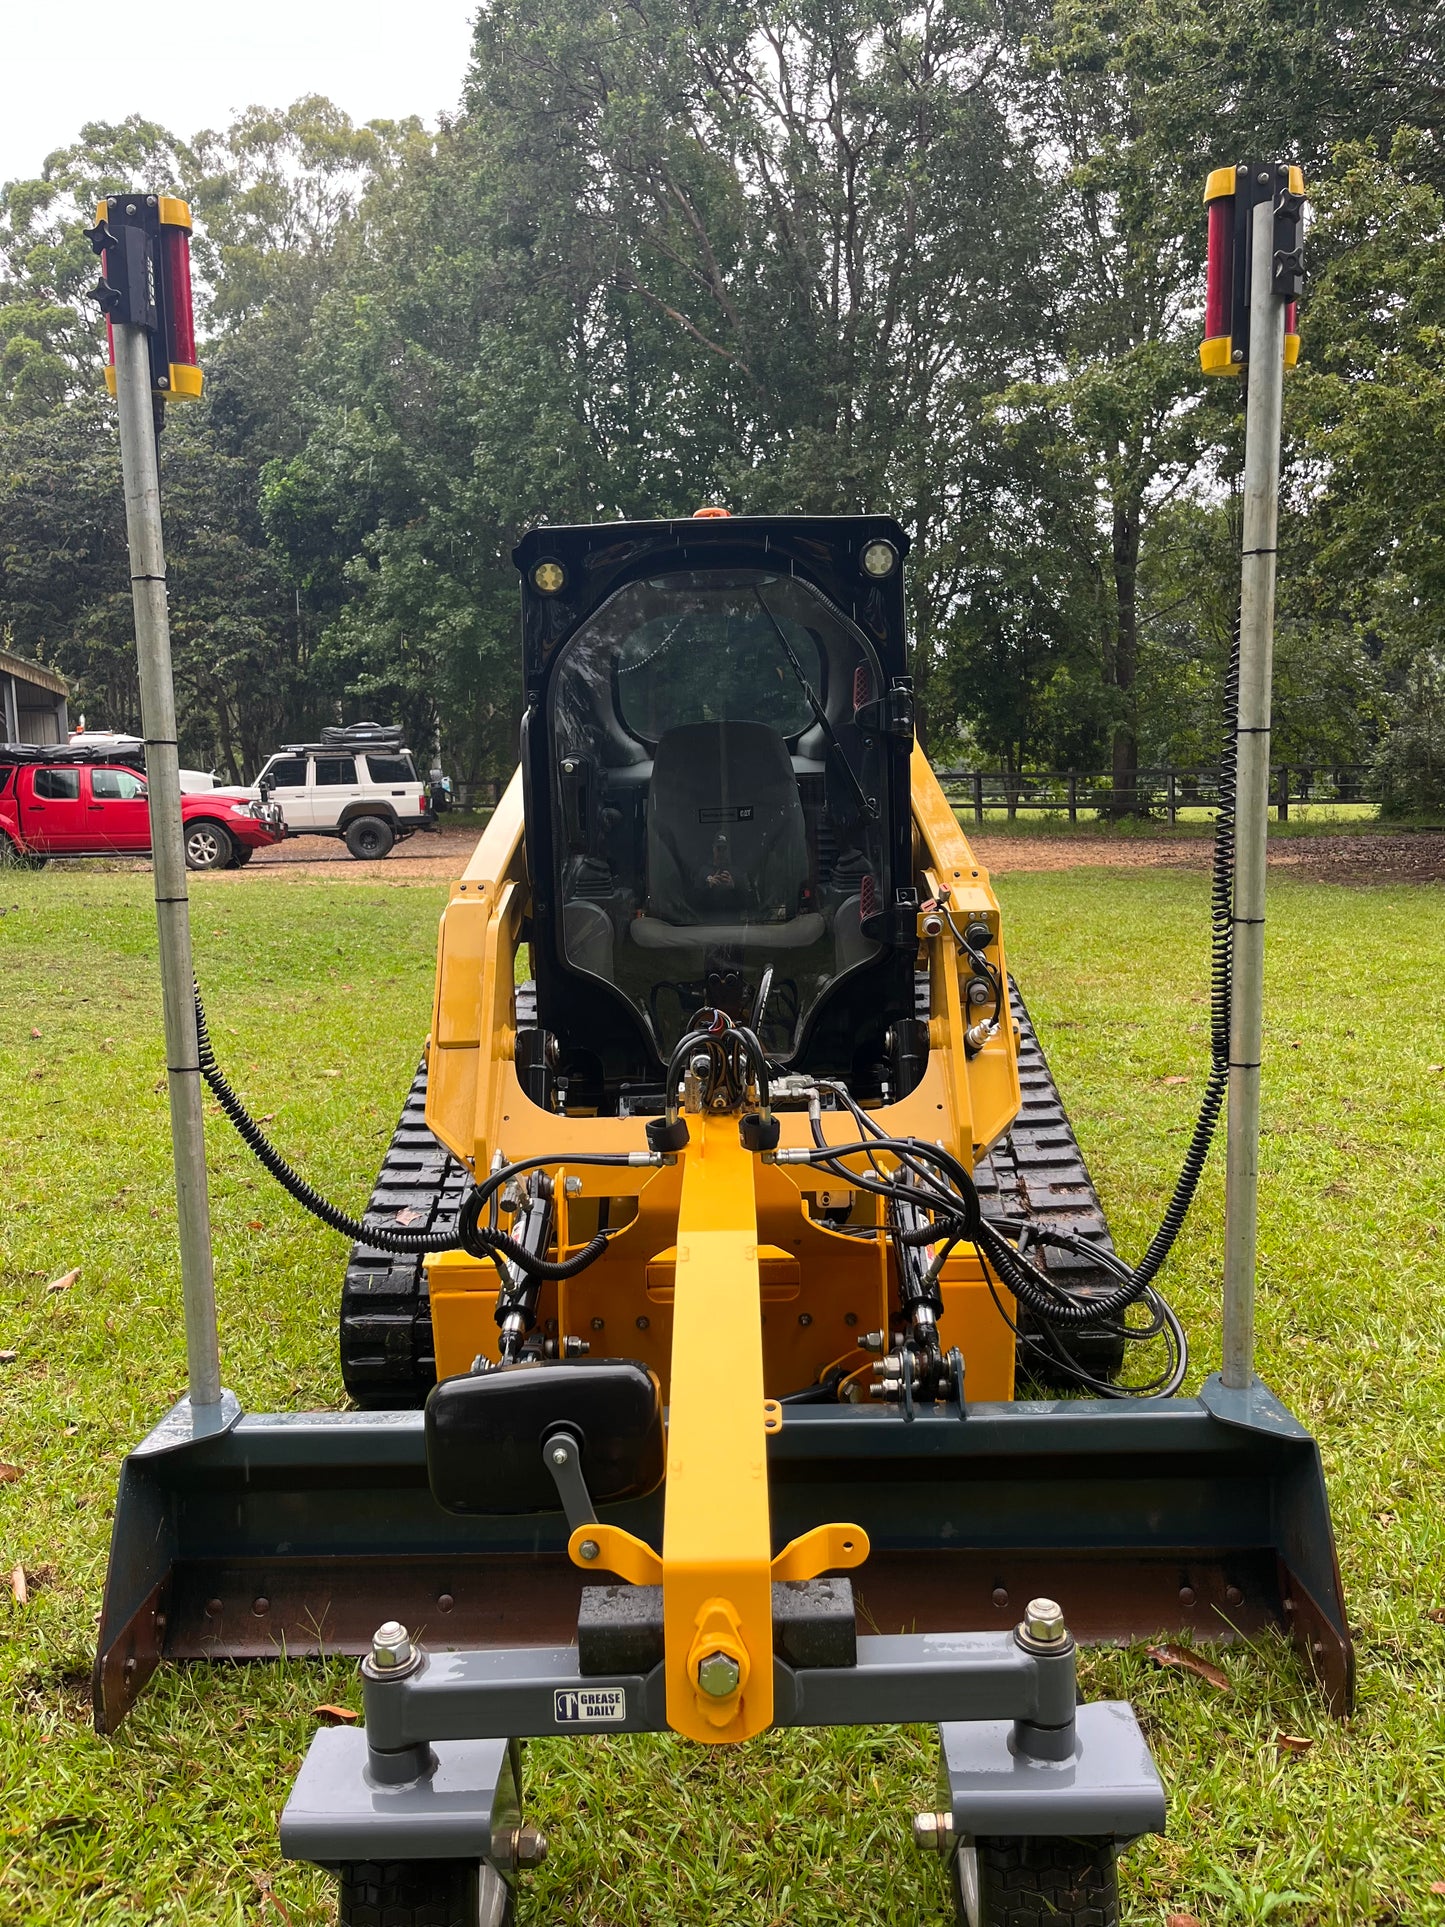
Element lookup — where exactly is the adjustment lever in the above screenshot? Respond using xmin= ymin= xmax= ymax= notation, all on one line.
xmin=542 ymin=1429 xmax=597 ymax=1533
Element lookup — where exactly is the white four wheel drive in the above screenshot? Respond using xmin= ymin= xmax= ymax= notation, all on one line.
xmin=255 ymin=725 xmax=438 ymax=860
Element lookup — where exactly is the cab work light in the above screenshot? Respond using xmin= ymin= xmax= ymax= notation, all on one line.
xmin=1200 ymin=164 xmax=1304 ymax=377
xmin=87 ymin=195 xmax=203 ymax=402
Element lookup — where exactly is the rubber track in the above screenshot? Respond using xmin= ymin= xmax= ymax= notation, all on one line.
xmin=971 ymin=980 xmax=1126 ymax=1383
xmin=339 ymin=982 xmax=1120 ymax=1406
xmin=338 ymin=1062 xmax=465 ymax=1408
xmin=340 ymin=986 xmax=542 ymax=1407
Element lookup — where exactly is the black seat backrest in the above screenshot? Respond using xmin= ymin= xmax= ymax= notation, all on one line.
xmin=645 ymin=720 xmax=808 ymax=926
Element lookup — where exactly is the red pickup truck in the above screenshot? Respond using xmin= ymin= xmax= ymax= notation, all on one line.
xmin=0 ymin=748 xmax=285 ymax=870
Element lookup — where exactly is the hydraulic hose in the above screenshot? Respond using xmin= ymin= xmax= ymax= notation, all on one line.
xmin=456 ymin=1187 xmax=608 ymax=1279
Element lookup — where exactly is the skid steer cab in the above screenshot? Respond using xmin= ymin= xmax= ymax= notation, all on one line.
xmin=97 ymin=513 xmax=1351 ymax=1927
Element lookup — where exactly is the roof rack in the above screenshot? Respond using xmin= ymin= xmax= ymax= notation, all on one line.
xmin=277 ymin=724 xmax=411 ymax=756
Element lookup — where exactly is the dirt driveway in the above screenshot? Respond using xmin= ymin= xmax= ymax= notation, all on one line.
xmin=222 ymin=825 xmax=1445 ymax=887
xmin=968 ymin=828 xmax=1445 ymax=884
xmin=229 ymin=827 xmax=482 ymax=881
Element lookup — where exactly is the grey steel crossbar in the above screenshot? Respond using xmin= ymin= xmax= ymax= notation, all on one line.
xmin=359 ymin=1631 xmax=1077 ymax=1748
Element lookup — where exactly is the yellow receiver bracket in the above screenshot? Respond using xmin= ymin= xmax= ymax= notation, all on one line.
xmin=770 ymin=1522 xmax=870 ymax=1584
xmin=567 ymin=1523 xmax=662 ymax=1587
xmin=685 ymin=1597 xmax=751 ymax=1730
xmin=662 ymin=1114 xmax=775 ymax=1744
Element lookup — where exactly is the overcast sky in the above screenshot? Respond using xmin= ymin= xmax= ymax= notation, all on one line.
xmin=1 ymin=0 xmax=478 ymax=187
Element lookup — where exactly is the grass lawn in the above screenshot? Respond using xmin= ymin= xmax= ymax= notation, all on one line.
xmin=1 ymin=861 xmax=1443 ymax=1926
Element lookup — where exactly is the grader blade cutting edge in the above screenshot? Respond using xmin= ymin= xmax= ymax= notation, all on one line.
xmin=93 ymin=1374 xmax=1351 ymax=1736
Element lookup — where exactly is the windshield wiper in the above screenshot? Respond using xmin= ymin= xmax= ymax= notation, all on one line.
xmin=752 ymin=589 xmax=877 ymax=822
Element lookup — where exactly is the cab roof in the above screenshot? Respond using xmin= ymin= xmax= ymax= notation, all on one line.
xmin=512 ymin=513 xmax=911 ymax=693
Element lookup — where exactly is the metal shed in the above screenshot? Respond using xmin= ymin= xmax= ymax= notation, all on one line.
xmin=0 ymin=649 xmax=70 ymax=745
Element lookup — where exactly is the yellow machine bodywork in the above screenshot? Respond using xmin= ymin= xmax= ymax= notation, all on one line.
xmin=422 ymin=746 xmax=1018 ymax=1743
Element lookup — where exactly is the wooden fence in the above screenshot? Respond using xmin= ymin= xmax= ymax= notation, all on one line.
xmin=457 ymin=765 xmax=1379 ymax=820
xmin=934 ymin=765 xmax=1378 ymax=824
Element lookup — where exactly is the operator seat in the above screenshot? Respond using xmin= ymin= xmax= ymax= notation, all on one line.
xmin=630 ymin=720 xmax=826 ymax=952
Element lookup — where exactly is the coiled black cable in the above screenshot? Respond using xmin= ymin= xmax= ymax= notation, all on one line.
xmin=193 ymin=983 xmax=627 ymax=1277
xmin=193 ymin=983 xmax=464 ymax=1256
xmin=1127 ymin=607 xmax=1239 ymax=1289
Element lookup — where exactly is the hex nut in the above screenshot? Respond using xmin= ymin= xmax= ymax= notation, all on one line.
xmin=1023 ymin=1597 xmax=1066 ymax=1643
xmin=912 ymin=1810 xmax=955 ymax=1854
xmin=515 ymin=1823 xmax=548 ymax=1868
xmin=696 ymin=1650 xmax=741 ymax=1698
xmin=578 ymin=1539 xmax=600 ymax=1562
xmin=496 ymin=1823 xmax=549 ymax=1870
xmin=371 ymin=1619 xmax=413 ymax=1668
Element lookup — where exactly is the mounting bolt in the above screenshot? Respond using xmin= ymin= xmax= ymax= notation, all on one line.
xmin=1022 ymin=1597 xmax=1067 ymax=1645
xmin=565 ymin=1175 xmax=583 ymax=1196
xmin=562 ymin=1335 xmax=590 ymax=1357
xmin=370 ymin=1620 xmax=413 ymax=1669
xmin=696 ymin=1650 xmax=741 ymax=1698
xmin=550 ymin=1443 xmax=570 ymax=1468
xmin=579 ymin=1539 xmax=600 ymax=1562
xmin=858 ymin=1330 xmax=886 ymax=1353
xmin=912 ymin=1810 xmax=955 ymax=1854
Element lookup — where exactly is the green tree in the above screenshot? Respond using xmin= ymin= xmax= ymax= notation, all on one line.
xmin=1285 ymin=138 xmax=1445 ymax=809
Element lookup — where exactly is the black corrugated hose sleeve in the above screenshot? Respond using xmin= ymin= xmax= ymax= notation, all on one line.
xmin=192 ymin=983 xmax=610 ymax=1276
xmin=973 ymin=612 xmax=1240 ymax=1325
xmin=1128 ymin=609 xmax=1239 ymax=1288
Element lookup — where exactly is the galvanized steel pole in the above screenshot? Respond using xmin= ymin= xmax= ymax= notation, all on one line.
xmin=1221 ymin=191 xmax=1288 ymax=1389
xmin=112 ymin=320 xmax=222 ymax=1407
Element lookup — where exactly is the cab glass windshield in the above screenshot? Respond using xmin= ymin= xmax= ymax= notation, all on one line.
xmin=615 ymin=605 xmax=819 ymax=741
xmin=549 ymin=570 xmax=887 ymax=1058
